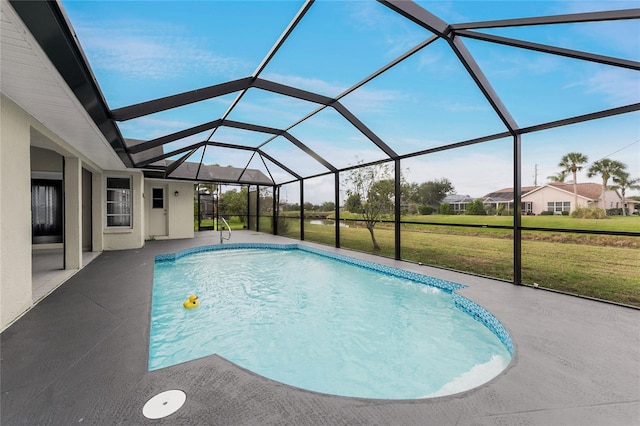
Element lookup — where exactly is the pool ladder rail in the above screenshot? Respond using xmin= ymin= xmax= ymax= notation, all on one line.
xmin=220 ymin=216 xmax=231 ymax=244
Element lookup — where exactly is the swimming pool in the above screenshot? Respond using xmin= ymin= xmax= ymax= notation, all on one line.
xmin=150 ymin=243 xmax=513 ymax=399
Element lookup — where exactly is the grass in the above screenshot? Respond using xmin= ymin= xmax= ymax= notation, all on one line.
xmin=279 ymin=215 xmax=640 ymax=307
xmin=333 ymin=214 xmax=640 ymax=248
xmin=194 ymin=216 xmax=248 ymax=231
xmin=337 ymin=212 xmax=640 ymax=232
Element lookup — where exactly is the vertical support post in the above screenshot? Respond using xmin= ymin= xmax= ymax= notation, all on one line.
xmin=299 ymin=179 xmax=305 ymax=241
xmin=91 ymin=171 xmax=103 ymax=252
xmin=64 ymin=156 xmax=82 ymax=270
xmin=273 ymin=185 xmax=278 ymax=235
xmin=335 ymin=171 xmax=340 ymax=248
xmin=256 ymin=185 xmax=260 ymax=233
xmin=62 ymin=157 xmax=66 ymax=269
xmin=513 ymin=134 xmax=522 ymax=285
xmin=246 ymin=185 xmax=251 ymax=230
xmin=394 ymin=159 xmax=401 ymax=260
xmin=197 ymin=190 xmax=202 ymax=231
xmin=215 ymin=186 xmax=219 ymax=231
xmin=198 ymin=189 xmax=202 ymax=231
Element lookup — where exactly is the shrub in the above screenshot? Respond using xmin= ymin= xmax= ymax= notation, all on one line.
xmin=540 ymin=210 xmax=554 ymax=215
xmin=277 ymin=216 xmax=291 ymax=233
xmin=571 ymin=207 xmax=606 ymax=219
xmin=439 ymin=202 xmax=454 ymax=215
xmin=465 ymin=199 xmax=487 ymax=215
xmin=419 ymin=205 xmax=434 ymax=215
xmin=561 ymin=211 xmax=569 ymax=216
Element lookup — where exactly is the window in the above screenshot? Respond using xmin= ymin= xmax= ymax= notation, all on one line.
xmin=547 ymin=201 xmax=570 ymax=213
xmin=453 ymin=203 xmax=466 ymax=213
xmin=152 ymin=188 xmax=164 ymax=209
xmin=31 ymin=179 xmax=63 ymax=243
xmin=106 ymin=177 xmax=131 ymax=227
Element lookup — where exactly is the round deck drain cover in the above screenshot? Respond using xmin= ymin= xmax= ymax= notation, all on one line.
xmin=142 ymin=390 xmax=186 ymax=419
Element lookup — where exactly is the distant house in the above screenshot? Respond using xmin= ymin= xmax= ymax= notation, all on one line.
xmin=441 ymin=194 xmax=476 ymax=214
xmin=482 ymin=186 xmax=537 ymax=215
xmin=481 ymin=183 xmax=634 ymax=215
xmin=521 ymin=182 xmax=632 ymax=215
xmin=444 ymin=183 xmax=635 ymax=216
xmin=443 ymin=188 xmax=535 ymax=215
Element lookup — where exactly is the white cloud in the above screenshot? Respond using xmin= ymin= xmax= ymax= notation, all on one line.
xmin=74 ymin=19 xmax=248 ymax=80
xmin=260 ymin=72 xmax=347 ymax=97
xmin=344 ymin=1 xmax=429 ymax=58
xmin=554 ymin=1 xmax=640 ymax=60
xmin=559 ymin=1 xmax=639 ymax=14
xmin=437 ymin=100 xmax=491 ymax=113
xmin=119 ymin=116 xmax=197 ymax=140
xmin=482 ymin=49 xmax=561 ymax=79
xmin=560 ymin=67 xmax=640 ymax=107
xmin=404 ymin=152 xmax=513 ymax=197
xmin=340 ymin=86 xmax=406 ymax=114
xmin=584 ymin=69 xmax=640 ymax=106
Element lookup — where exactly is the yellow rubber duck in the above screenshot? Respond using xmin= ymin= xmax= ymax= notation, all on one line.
xmin=183 ymin=295 xmax=199 ymax=309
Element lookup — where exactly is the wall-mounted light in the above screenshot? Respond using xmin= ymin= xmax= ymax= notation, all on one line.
xmin=174 ymin=191 xmax=179 ymax=197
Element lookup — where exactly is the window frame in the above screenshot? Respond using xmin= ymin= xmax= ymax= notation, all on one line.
xmin=105 ymin=176 xmax=132 ymax=228
xmin=152 ymin=187 xmax=164 ymax=209
xmin=547 ymin=201 xmax=571 ymax=213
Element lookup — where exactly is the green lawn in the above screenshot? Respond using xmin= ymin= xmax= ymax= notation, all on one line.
xmin=337 ymin=212 xmax=640 ymax=232
xmin=280 ymin=216 xmax=640 ymax=307
xmin=194 ymin=216 xmax=248 ymax=231
xmin=333 ymin=213 xmax=639 ymax=248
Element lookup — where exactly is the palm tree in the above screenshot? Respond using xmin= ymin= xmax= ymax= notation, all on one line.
xmin=558 ymin=152 xmax=588 ymax=212
xmin=587 ymin=159 xmax=626 ymax=215
xmin=611 ymin=171 xmax=640 ymax=216
xmin=547 ymin=170 xmax=568 ymax=183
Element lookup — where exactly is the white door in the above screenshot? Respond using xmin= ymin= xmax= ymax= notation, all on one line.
xmin=149 ymin=186 xmax=167 ymax=237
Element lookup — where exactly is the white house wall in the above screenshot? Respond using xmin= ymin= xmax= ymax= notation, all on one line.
xmin=1 ymin=95 xmax=33 ymax=329
xmin=522 ymin=187 xmax=586 ymax=214
xmin=1 ymin=0 xmax=198 ymax=329
xmin=103 ymin=171 xmax=145 ymax=251
xmin=167 ymin=182 xmax=195 ymax=240
xmin=522 ymin=185 xmax=624 ymax=214
xmin=601 ymin=190 xmax=627 ymax=210
xmin=0 ymin=95 xmax=149 ymax=329
xmin=65 ymin=157 xmax=82 ymax=269
xmin=144 ymin=180 xmax=195 ymax=241
xmin=31 ymin=145 xmax=63 ymax=173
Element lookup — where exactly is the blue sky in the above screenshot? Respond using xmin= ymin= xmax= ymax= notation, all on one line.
xmin=61 ymin=0 xmax=639 ymax=203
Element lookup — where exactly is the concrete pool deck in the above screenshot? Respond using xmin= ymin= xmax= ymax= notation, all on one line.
xmin=2 ymin=231 xmax=638 ymax=425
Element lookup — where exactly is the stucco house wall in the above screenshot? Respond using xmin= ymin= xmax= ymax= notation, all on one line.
xmin=167 ymin=182 xmax=196 ymax=239
xmin=31 ymin=145 xmax=63 ymax=173
xmin=102 ymin=171 xmax=146 ymax=251
xmin=1 ymin=95 xmax=34 ymax=329
xmin=522 ymin=184 xmax=623 ymax=215
xmin=1 ymin=3 xmax=202 ymax=329
xmin=144 ymin=180 xmax=195 ymax=240
xmin=1 ymin=95 xmax=197 ymax=330
xmin=522 ymin=186 xmax=588 ymax=214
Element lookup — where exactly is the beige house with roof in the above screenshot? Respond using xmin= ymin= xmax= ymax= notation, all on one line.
xmin=476 ymin=183 xmax=636 ymax=216
xmin=522 ymin=182 xmax=634 ymax=215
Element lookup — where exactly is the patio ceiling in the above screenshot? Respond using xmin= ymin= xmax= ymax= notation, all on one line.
xmin=6 ymin=0 xmax=640 ymax=186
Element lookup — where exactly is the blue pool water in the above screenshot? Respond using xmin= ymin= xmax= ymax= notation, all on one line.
xmin=150 ymin=244 xmax=513 ymax=399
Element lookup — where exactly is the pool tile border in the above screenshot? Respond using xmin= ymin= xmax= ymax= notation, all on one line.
xmin=156 ymin=243 xmax=513 ymax=355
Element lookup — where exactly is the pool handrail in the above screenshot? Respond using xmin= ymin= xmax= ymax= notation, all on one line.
xmin=220 ymin=216 xmax=231 ymax=243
